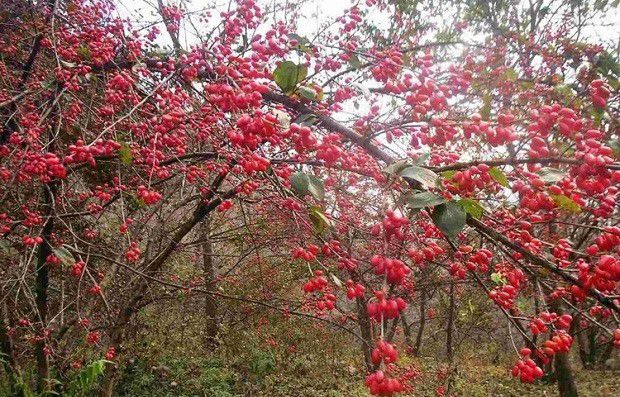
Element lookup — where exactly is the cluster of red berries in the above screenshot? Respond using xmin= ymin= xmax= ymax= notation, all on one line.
xmin=371 ymin=210 xmax=409 ymax=241
xmin=302 ymin=270 xmax=328 ymax=293
xmin=444 ymin=164 xmax=495 ymax=194
xmin=137 ymin=185 xmax=162 ymax=205
xmin=105 ymin=346 xmax=116 ymax=360
xmin=489 ymin=284 xmax=518 ymax=310
xmin=407 ymin=242 xmax=444 ymax=266
xmin=455 ymin=246 xmax=493 ymax=273
xmin=365 ymin=370 xmax=404 ymax=396
xmin=124 ymin=242 xmax=141 ymax=263
xmin=370 ymin=255 xmax=411 ymax=284
xmin=71 ymin=261 xmax=85 ymax=277
xmin=367 ymin=291 xmax=407 ymax=321
xmin=302 ymin=271 xmax=336 ymax=311
xmin=289 ymin=123 xmax=317 ymax=153
xmin=86 ymin=330 xmax=101 ymax=345
xmin=511 ymin=348 xmax=544 ymax=383
xmin=528 ymin=104 xmax=582 ymax=140
xmin=594 ymin=255 xmax=620 ymax=283
xmin=64 ymin=139 xmax=121 ymax=167
xmin=89 ymin=284 xmax=102 ymax=296
xmin=46 ymin=254 xmax=62 ymax=268
xmin=217 ymin=200 xmax=234 ymax=212
xmin=528 ymin=312 xmax=572 ymax=335
xmin=371 ymin=340 xmax=399 ymax=365
xmin=23 ymin=153 xmax=66 ymax=182
xmin=239 ymin=153 xmax=270 ymax=174
xmin=22 ymin=235 xmax=43 ymax=246
xmin=540 ymin=331 xmax=573 ymax=358
xmin=589 ymin=79 xmax=610 ymax=108
xmin=292 ymin=244 xmax=320 ymax=261
xmin=119 ymin=218 xmax=133 ymax=233
xmin=586 ymin=227 xmax=620 ymax=254
xmin=345 ymin=279 xmax=366 ymax=299
xmin=321 ymin=239 xmax=343 ymax=256
xmin=316 ymin=134 xmax=343 ymax=165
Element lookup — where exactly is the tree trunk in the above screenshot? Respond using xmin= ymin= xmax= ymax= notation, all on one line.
xmin=413 ymin=288 xmax=427 ymax=356
xmin=1 ymin=301 xmax=23 ymax=397
xmin=446 ymin=283 xmax=455 ymax=362
xmin=202 ymin=216 xmax=219 ymax=349
xmin=555 ymin=351 xmax=579 ymax=397
xmin=34 ymin=156 xmax=58 ymax=393
xmin=550 ymin=302 xmax=578 ymax=397
xmin=402 ymin=313 xmax=413 ymax=350
xmin=574 ymin=313 xmax=592 ymax=369
xmin=355 ymin=293 xmax=373 ymax=371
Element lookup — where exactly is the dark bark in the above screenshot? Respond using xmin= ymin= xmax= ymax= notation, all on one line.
xmin=550 ymin=302 xmax=579 ymax=397
xmin=446 ymin=283 xmax=455 ymax=362
xmin=202 ymin=216 xmax=219 ymax=349
xmin=413 ymin=288 xmax=427 ymax=356
xmin=99 ymin=181 xmax=235 ymax=397
xmin=386 ymin=317 xmax=399 ymax=343
xmin=555 ymin=352 xmax=579 ymax=397
xmin=1 ymin=301 xmax=23 ymax=397
xmin=355 ymin=294 xmax=374 ymax=372
xmin=34 ymin=183 xmax=54 ymax=392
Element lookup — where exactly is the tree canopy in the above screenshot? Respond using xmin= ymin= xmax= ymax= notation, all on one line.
xmin=0 ymin=0 xmax=619 ymax=396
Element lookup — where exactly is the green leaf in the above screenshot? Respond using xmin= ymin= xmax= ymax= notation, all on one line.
xmin=290 ymin=172 xmax=324 ymax=201
xmin=309 ymin=205 xmax=331 ymax=233
xmin=52 ymin=246 xmax=75 ymax=266
xmin=480 ymin=93 xmax=492 ymax=120
xmin=609 ymin=139 xmax=620 ymax=157
xmin=504 ymin=68 xmax=518 ymax=82
xmin=383 ymin=159 xmax=409 ymax=175
xmin=400 ymin=165 xmax=439 ymax=189
xmin=294 ymin=113 xmax=318 ymax=126
xmin=538 ymin=167 xmax=565 ymax=183
xmin=290 ymin=172 xmax=309 ymax=195
xmin=271 ymin=109 xmax=291 ymax=128
xmin=489 ymin=167 xmax=509 ymax=187
xmin=551 ymin=194 xmax=582 ymax=213
xmin=273 ymin=61 xmax=307 ymax=94
xmin=431 ymin=201 xmax=467 ymax=240
xmin=118 ymin=143 xmax=133 ymax=166
xmin=331 ymin=274 xmax=343 ymax=288
xmin=490 ymin=272 xmax=507 ymax=285
xmin=413 ymin=153 xmax=430 ymax=165
xmin=405 ymin=192 xmax=446 ymax=209
xmin=457 ymin=198 xmax=484 ymax=219
xmin=348 ymin=54 xmax=363 ymax=69
xmin=289 ymin=33 xmax=313 ymax=54
xmin=306 ymin=175 xmax=325 ymax=201
xmin=441 ymin=170 xmax=457 ymax=180
xmin=297 ymin=85 xmax=320 ymax=101
xmin=0 ymin=239 xmax=16 ymax=255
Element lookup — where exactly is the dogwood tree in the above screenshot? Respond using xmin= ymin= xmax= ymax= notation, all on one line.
xmin=0 ymin=0 xmax=619 ymax=396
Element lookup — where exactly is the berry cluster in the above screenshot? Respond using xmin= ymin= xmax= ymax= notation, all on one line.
xmin=371 ymin=210 xmax=409 ymax=241
xmin=528 ymin=312 xmax=572 ymax=335
xmin=407 ymin=242 xmax=444 ymax=267
xmin=292 ymin=244 xmax=320 ymax=261
xmin=345 ymin=279 xmax=366 ymax=299
xmin=124 ymin=242 xmax=141 ymax=263
xmin=589 ymin=79 xmax=610 ymax=108
xmin=370 ymin=255 xmax=411 ymax=284
xmin=367 ymin=291 xmax=407 ymax=321
xmin=511 ymin=348 xmax=543 ymax=383
xmin=137 ymin=185 xmax=162 ymax=205
xmin=371 ymin=340 xmax=399 ymax=365
xmin=365 ymin=370 xmax=404 ymax=396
